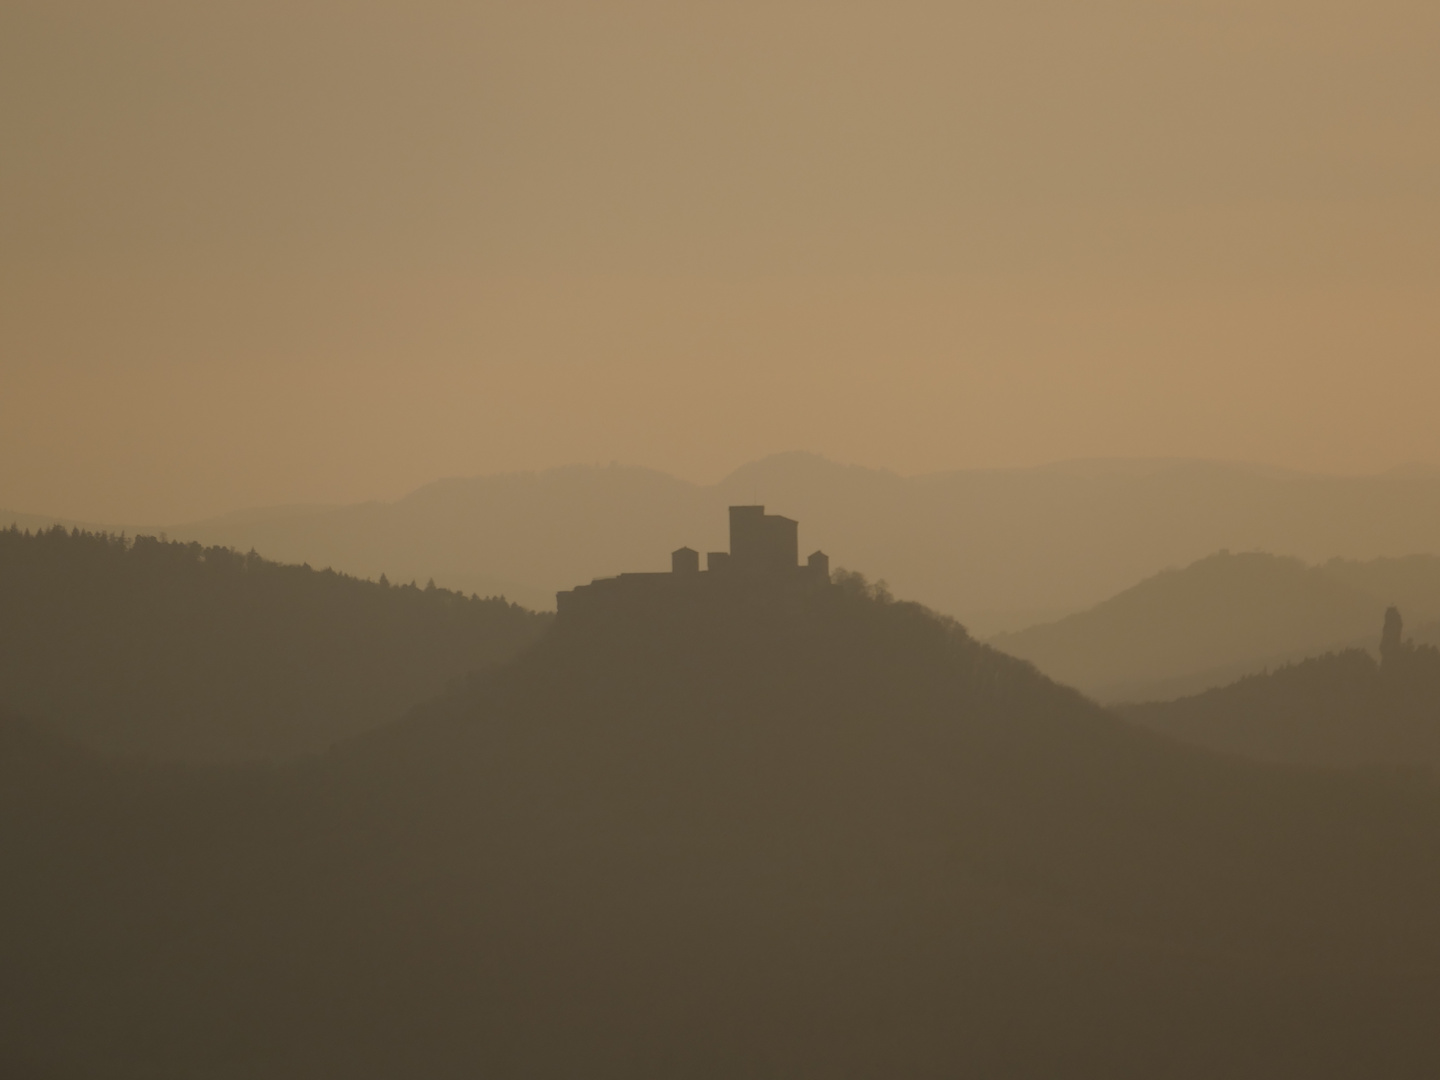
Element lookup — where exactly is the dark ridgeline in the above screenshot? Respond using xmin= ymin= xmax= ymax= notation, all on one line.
xmin=3 ymin=511 xmax=1440 ymax=1078
xmin=556 ymin=505 xmax=831 ymax=618
xmin=0 ymin=525 xmax=548 ymax=761
xmin=1122 ymin=606 xmax=1440 ymax=768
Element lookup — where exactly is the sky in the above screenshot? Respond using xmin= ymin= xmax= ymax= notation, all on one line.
xmin=3 ymin=1 xmax=1438 ymax=523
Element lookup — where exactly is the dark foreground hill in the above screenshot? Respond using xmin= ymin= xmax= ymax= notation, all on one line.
xmin=0 ymin=526 xmax=547 ymax=761
xmin=992 ymin=551 xmax=1440 ymax=702
xmin=1122 ymin=610 xmax=1440 ymax=769
xmin=3 ymin=580 xmax=1440 ymax=1078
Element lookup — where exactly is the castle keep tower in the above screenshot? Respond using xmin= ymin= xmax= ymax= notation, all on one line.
xmin=726 ymin=506 xmax=799 ymax=574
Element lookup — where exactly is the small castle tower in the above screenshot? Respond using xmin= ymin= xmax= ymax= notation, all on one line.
xmin=1381 ymin=606 xmax=1404 ymax=666
xmin=807 ymin=550 xmax=830 ymax=582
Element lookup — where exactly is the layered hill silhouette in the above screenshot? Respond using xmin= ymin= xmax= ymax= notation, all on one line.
xmin=991 ymin=551 xmax=1440 ymax=702
xmin=3 ymin=579 xmax=1440 ymax=1077
xmin=1121 ymin=609 xmax=1440 ymax=769
xmin=0 ymin=526 xmax=547 ymax=762
xmin=15 ymin=453 xmax=1440 ymax=631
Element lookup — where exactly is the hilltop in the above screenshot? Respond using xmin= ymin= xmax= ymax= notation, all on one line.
xmin=991 ymin=551 xmax=1440 ymax=702
xmin=17 ymin=454 xmax=1440 ymax=630
xmin=3 ymin=577 xmax=1439 ymax=1077
xmin=0 ymin=526 xmax=547 ymax=761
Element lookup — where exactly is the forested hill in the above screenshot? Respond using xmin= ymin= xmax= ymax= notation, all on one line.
xmin=4 ymin=578 xmax=1439 ymax=1077
xmin=1121 ymin=610 xmax=1440 ymax=769
xmin=991 ymin=551 xmax=1440 ymax=703
xmin=0 ymin=526 xmax=548 ymax=761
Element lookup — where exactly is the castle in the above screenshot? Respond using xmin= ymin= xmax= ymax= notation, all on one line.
xmin=556 ymin=506 xmax=831 ymax=615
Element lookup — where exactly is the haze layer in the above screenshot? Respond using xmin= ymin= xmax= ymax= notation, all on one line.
xmin=3 ymin=2 xmax=1438 ymax=521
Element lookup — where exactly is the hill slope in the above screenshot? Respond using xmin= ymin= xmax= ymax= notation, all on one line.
xmin=1121 ymin=613 xmax=1440 ymax=768
xmin=991 ymin=551 xmax=1440 ymax=702
xmin=0 ymin=526 xmax=547 ymax=761
xmin=2 ymin=581 xmax=1439 ymax=1077
xmin=28 ymin=453 xmax=1440 ymax=630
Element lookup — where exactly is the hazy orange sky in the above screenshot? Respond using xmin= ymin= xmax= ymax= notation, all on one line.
xmin=3 ymin=1 xmax=1438 ymax=523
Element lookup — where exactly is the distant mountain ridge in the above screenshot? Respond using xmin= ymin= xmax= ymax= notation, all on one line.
xmin=992 ymin=551 xmax=1440 ymax=703
xmin=11 ymin=453 xmax=1440 ymax=631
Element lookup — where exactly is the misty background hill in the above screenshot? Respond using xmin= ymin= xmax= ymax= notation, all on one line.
xmin=0 ymin=527 xmax=547 ymax=762
xmin=991 ymin=551 xmax=1440 ymax=703
xmin=4 ymin=579 xmax=1440 ymax=1078
xmin=1121 ymin=622 xmax=1440 ymax=769
xmin=13 ymin=453 xmax=1440 ymax=634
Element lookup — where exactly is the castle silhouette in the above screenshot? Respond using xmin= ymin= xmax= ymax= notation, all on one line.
xmin=556 ymin=506 xmax=831 ymax=615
